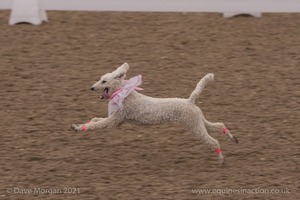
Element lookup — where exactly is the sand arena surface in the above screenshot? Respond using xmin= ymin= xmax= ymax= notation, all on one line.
xmin=0 ymin=11 xmax=299 ymax=199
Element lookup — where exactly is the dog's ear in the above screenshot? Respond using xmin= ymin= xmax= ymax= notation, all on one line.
xmin=119 ymin=62 xmax=129 ymax=71
xmin=113 ymin=63 xmax=129 ymax=80
xmin=115 ymin=73 xmax=125 ymax=79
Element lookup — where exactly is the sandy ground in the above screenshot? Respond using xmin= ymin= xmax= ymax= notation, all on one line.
xmin=0 ymin=11 xmax=299 ymax=200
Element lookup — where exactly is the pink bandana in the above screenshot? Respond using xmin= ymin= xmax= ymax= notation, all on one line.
xmin=108 ymin=75 xmax=143 ymax=116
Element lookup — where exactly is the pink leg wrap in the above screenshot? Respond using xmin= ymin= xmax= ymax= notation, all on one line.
xmin=215 ymin=148 xmax=221 ymax=154
xmin=81 ymin=121 xmax=91 ymax=131
xmin=223 ymin=127 xmax=228 ymax=135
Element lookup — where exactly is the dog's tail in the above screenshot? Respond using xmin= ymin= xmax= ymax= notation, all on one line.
xmin=188 ymin=73 xmax=214 ymax=104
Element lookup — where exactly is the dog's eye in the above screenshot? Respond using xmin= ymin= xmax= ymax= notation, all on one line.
xmin=102 ymin=80 xmax=107 ymax=84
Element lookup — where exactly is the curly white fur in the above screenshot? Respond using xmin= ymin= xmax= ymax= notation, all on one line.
xmin=71 ymin=63 xmax=238 ymax=163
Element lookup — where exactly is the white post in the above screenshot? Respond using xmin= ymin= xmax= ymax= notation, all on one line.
xmin=9 ymin=0 xmax=48 ymax=25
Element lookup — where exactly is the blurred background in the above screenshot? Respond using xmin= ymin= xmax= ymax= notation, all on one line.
xmin=0 ymin=1 xmax=299 ymax=199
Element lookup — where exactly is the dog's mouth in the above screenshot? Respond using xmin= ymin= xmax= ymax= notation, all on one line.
xmin=100 ymin=87 xmax=110 ymax=99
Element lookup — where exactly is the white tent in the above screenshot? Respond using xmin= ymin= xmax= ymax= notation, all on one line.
xmin=9 ymin=0 xmax=47 ymax=25
xmin=1 ymin=0 xmax=300 ymax=25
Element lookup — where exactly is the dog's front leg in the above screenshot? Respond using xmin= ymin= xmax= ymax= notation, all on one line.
xmin=90 ymin=117 xmax=104 ymax=123
xmin=71 ymin=116 xmax=121 ymax=132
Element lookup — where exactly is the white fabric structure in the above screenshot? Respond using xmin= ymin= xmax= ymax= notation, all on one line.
xmin=38 ymin=0 xmax=300 ymax=13
xmin=9 ymin=0 xmax=47 ymax=25
xmin=0 ymin=0 xmax=299 ymax=25
xmin=223 ymin=12 xmax=262 ymax=18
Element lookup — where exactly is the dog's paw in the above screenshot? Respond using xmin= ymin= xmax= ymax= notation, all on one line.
xmin=71 ymin=124 xmax=82 ymax=132
xmin=218 ymin=154 xmax=225 ymax=164
xmin=232 ymin=136 xmax=239 ymax=144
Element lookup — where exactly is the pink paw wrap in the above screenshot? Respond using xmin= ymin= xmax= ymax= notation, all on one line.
xmin=87 ymin=121 xmax=91 ymax=124
xmin=215 ymin=148 xmax=221 ymax=154
xmin=81 ymin=125 xmax=86 ymax=132
xmin=223 ymin=127 xmax=228 ymax=135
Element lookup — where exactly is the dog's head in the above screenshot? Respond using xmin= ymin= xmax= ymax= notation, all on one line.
xmin=91 ymin=63 xmax=129 ymax=99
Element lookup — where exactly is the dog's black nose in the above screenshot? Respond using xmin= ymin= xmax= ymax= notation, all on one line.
xmin=91 ymin=87 xmax=95 ymax=91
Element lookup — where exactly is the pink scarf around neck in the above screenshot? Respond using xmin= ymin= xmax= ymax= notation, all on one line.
xmin=108 ymin=75 xmax=143 ymax=116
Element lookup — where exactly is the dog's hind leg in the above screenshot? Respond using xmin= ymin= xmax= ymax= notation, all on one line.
xmin=204 ymin=119 xmax=238 ymax=144
xmin=192 ymin=122 xmax=224 ymax=164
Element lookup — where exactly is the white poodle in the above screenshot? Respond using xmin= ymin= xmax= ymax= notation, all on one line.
xmin=71 ymin=63 xmax=238 ymax=163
